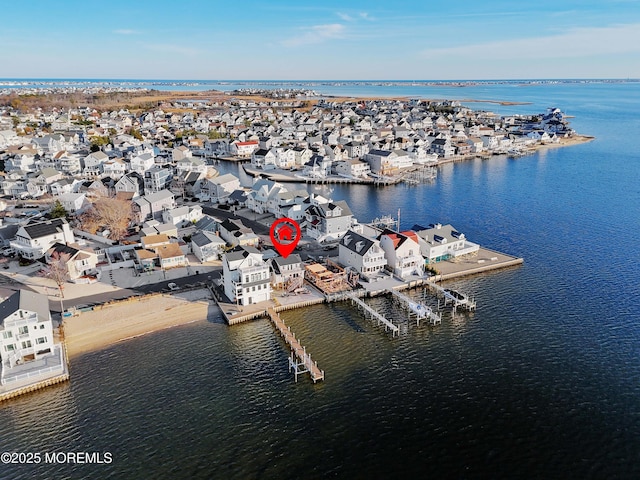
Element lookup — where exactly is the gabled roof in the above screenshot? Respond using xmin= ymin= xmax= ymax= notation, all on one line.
xmin=191 ymin=231 xmax=225 ymax=247
xmin=194 ymin=215 xmax=219 ymax=231
xmin=271 ymin=254 xmax=302 ymax=273
xmin=22 ymin=218 xmax=68 ymax=240
xmin=0 ymin=290 xmax=50 ymax=327
xmin=340 ymin=230 xmax=376 ymax=255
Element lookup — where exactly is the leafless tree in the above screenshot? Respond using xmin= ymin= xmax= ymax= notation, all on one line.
xmin=80 ymin=195 xmax=133 ymax=241
xmin=39 ymin=251 xmax=70 ymax=313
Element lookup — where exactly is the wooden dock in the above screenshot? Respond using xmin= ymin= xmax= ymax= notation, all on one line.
xmin=387 ymin=288 xmax=442 ymax=326
xmin=345 ymin=292 xmax=399 ymax=336
xmin=267 ymin=308 xmax=324 ymax=383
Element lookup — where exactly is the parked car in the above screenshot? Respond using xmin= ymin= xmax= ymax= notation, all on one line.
xmin=1 ymin=247 xmax=15 ymax=256
xmin=167 ymin=282 xmax=180 ymax=291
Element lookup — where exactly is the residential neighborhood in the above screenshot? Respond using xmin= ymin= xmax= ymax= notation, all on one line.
xmin=0 ymin=89 xmax=566 ymax=396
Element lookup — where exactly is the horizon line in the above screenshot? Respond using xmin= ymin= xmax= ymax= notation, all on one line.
xmin=1 ymin=77 xmax=639 ymax=82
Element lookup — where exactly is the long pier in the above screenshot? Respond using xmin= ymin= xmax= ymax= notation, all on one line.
xmin=345 ymin=292 xmax=399 ymax=336
xmin=267 ymin=308 xmax=324 ymax=383
xmin=386 ymin=288 xmax=442 ymax=326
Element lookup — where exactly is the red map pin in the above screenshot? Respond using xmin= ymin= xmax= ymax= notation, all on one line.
xmin=270 ymin=218 xmax=301 ymax=258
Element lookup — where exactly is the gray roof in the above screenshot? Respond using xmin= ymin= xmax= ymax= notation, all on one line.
xmin=194 ymin=215 xmax=219 ymax=231
xmin=340 ymin=230 xmax=376 ymax=255
xmin=0 ymin=290 xmax=50 ymax=327
xmin=22 ymin=218 xmax=68 ymax=239
xmin=191 ymin=231 xmax=225 ymax=247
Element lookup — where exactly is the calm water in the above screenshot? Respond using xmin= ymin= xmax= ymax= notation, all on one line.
xmin=2 ymin=83 xmax=640 ymax=479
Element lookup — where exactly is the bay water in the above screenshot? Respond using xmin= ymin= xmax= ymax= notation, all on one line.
xmin=1 ymin=82 xmax=639 ymax=479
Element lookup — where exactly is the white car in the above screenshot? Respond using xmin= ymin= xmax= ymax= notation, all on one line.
xmin=167 ymin=282 xmax=180 ymax=291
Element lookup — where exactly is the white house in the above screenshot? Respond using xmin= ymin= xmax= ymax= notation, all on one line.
xmin=10 ymin=218 xmax=75 ymax=259
xmin=379 ymin=230 xmax=424 ymax=279
xmin=222 ymin=246 xmax=271 ymax=305
xmin=218 ymin=218 xmax=259 ymax=247
xmin=162 ymin=205 xmax=203 ymax=227
xmin=334 ymin=159 xmax=371 ymax=178
xmin=305 ymin=200 xmax=354 ymax=243
xmin=338 ymin=230 xmax=387 ymax=279
xmin=230 ymin=140 xmax=259 ymax=158
xmin=413 ymin=223 xmax=479 ymax=264
xmin=200 ymin=173 xmax=240 ymax=202
xmin=46 ymin=242 xmax=99 ymax=281
xmin=191 ymin=231 xmax=225 ymax=262
xmin=129 ymin=152 xmax=155 ymax=174
xmin=270 ymin=254 xmax=305 ymax=291
xmin=56 ymin=192 xmax=88 ymax=214
xmin=0 ymin=290 xmax=62 ymax=386
xmin=83 ymin=151 xmax=109 ymax=177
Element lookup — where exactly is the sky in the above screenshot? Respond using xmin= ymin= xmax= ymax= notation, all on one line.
xmin=0 ymin=0 xmax=639 ymax=80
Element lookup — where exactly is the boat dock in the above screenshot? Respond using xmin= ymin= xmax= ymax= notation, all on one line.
xmin=267 ymin=308 xmax=325 ymax=383
xmin=387 ymin=288 xmax=442 ymax=326
xmin=425 ymin=282 xmax=477 ymax=312
xmin=345 ymin=292 xmax=399 ymax=336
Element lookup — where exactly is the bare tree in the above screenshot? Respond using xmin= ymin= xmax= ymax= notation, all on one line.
xmin=80 ymin=195 xmax=133 ymax=241
xmin=39 ymin=251 xmax=70 ymax=313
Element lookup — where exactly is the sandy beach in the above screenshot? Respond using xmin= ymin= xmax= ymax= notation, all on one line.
xmin=62 ymin=290 xmax=216 ymax=359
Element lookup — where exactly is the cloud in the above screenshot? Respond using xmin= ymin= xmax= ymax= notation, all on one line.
xmin=337 ymin=11 xmax=374 ymax=22
xmin=113 ymin=29 xmax=140 ymax=35
xmin=281 ymin=24 xmax=346 ymax=47
xmin=421 ymin=23 xmax=640 ymax=60
xmin=144 ymin=44 xmax=200 ymax=56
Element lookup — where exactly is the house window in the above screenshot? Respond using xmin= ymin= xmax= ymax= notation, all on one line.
xmin=18 ymin=326 xmax=29 ymax=335
xmin=40 ymin=324 xmax=45 ymax=329
xmin=21 ymin=340 xmax=32 ymax=349
xmin=36 ymin=337 xmax=47 ymax=345
xmin=5 ymin=344 xmax=15 ymax=352
xmin=2 ymin=331 xmax=12 ymax=339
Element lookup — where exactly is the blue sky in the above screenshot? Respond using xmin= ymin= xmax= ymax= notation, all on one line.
xmin=1 ymin=0 xmax=639 ymax=79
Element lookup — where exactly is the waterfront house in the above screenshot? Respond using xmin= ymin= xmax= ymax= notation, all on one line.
xmin=10 ymin=218 xmax=75 ymax=260
xmin=338 ymin=229 xmax=387 ymax=279
xmin=172 ymin=145 xmax=192 ymax=162
xmin=0 ymin=290 xmax=62 ymax=386
xmin=191 ymin=231 xmax=225 ymax=262
xmin=222 ymin=246 xmax=271 ymax=306
xmin=412 ymin=223 xmax=479 ymax=264
xmin=302 ymin=155 xmax=332 ymax=178
xmin=334 ymin=159 xmax=371 ymax=178
xmin=364 ymin=149 xmax=398 ymax=175
xmin=251 ymin=148 xmax=277 ymax=170
xmin=379 ymin=229 xmax=424 ymax=279
xmin=230 ymin=140 xmax=259 ymax=158
xmin=270 ymin=254 xmax=305 ymax=291
xmin=305 ymin=200 xmax=354 ymax=243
